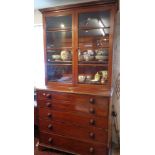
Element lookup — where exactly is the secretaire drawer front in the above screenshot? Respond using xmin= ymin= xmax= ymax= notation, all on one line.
xmin=37 ymin=91 xmax=73 ymax=102
xmin=52 ymin=92 xmax=74 ymax=101
xmin=38 ymin=108 xmax=108 ymax=129
xmin=45 ymin=92 xmax=109 ymax=107
xmin=73 ymin=94 xmax=109 ymax=107
xmin=39 ymin=132 xmax=107 ymax=155
xmin=37 ymin=91 xmax=109 ymax=104
xmin=37 ymin=91 xmax=52 ymax=100
xmin=39 ymin=119 xmax=108 ymax=143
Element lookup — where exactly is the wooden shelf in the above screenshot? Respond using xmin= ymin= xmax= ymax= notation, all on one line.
xmin=79 ymin=40 xmax=109 ymax=43
xmin=47 ymin=63 xmax=72 ymax=66
xmin=48 ymin=60 xmax=72 ymax=63
xmin=79 ymin=61 xmax=108 ymax=64
xmin=79 ymin=26 xmax=110 ymax=31
xmin=50 ymin=41 xmax=72 ymax=44
xmin=78 ymin=81 xmax=106 ymax=85
xmin=47 ymin=47 xmax=72 ymax=50
xmin=78 ymin=46 xmax=109 ymax=50
xmin=78 ymin=63 xmax=108 ymax=67
xmin=47 ymin=62 xmax=107 ymax=66
xmin=48 ymin=80 xmax=72 ymax=83
xmin=79 ymin=35 xmax=109 ymax=40
xmin=46 ymin=27 xmax=72 ymax=32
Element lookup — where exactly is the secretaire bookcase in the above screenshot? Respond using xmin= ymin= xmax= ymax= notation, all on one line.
xmin=36 ymin=1 xmax=118 ymax=154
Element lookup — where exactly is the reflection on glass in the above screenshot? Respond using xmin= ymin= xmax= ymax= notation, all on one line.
xmin=78 ymin=36 xmax=109 ymax=49
xmin=46 ymin=31 xmax=72 ymax=49
xmin=79 ymin=29 xmax=109 ymax=37
xmin=47 ymin=65 xmax=72 ymax=83
xmin=46 ymin=15 xmax=72 ymax=29
xmin=79 ymin=11 xmax=110 ymax=28
xmin=78 ymin=29 xmax=109 ymax=48
xmin=78 ymin=11 xmax=110 ymax=49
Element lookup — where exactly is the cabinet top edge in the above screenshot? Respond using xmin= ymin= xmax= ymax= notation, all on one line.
xmin=39 ymin=0 xmax=117 ymax=13
xmin=35 ymin=86 xmax=113 ymax=97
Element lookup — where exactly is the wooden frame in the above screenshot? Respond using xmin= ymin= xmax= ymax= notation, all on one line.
xmin=41 ymin=1 xmax=117 ymax=91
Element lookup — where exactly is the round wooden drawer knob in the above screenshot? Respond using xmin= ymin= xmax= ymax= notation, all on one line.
xmin=46 ymin=102 xmax=51 ymax=107
xmin=89 ymin=108 xmax=95 ymax=114
xmin=48 ymin=137 xmax=53 ymax=143
xmin=47 ymin=113 xmax=52 ymax=118
xmin=89 ymin=119 xmax=95 ymax=125
xmin=48 ymin=124 xmax=53 ymax=129
xmin=89 ymin=147 xmax=94 ymax=153
xmin=89 ymin=98 xmax=95 ymax=104
xmin=46 ymin=94 xmax=52 ymax=99
xmin=89 ymin=132 xmax=95 ymax=138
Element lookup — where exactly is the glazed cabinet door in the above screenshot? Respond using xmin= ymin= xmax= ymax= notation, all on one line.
xmin=44 ymin=12 xmax=74 ymax=85
xmin=77 ymin=10 xmax=111 ymax=85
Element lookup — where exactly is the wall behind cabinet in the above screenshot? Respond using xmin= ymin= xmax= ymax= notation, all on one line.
xmin=34 ymin=10 xmax=45 ymax=87
xmin=34 ymin=10 xmax=42 ymax=25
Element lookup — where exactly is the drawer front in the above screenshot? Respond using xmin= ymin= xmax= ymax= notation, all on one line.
xmin=37 ymin=91 xmax=53 ymax=100
xmin=38 ymin=108 xmax=108 ymax=129
xmin=37 ymin=91 xmax=109 ymax=105
xmin=37 ymin=91 xmax=73 ymax=101
xmin=38 ymin=95 xmax=109 ymax=117
xmin=39 ymin=132 xmax=107 ymax=155
xmin=39 ymin=119 xmax=108 ymax=143
xmin=72 ymin=94 xmax=109 ymax=107
xmin=38 ymin=99 xmax=108 ymax=117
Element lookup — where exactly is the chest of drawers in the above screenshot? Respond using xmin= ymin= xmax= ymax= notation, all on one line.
xmin=36 ymin=89 xmax=112 ymax=155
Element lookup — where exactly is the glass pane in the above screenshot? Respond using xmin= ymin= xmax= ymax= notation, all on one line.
xmin=46 ymin=15 xmax=72 ymax=29
xmin=47 ymin=49 xmax=72 ymax=83
xmin=78 ymin=66 xmax=108 ymax=85
xmin=78 ymin=29 xmax=109 ymax=48
xmin=79 ymin=29 xmax=109 ymax=37
xmin=78 ymin=48 xmax=108 ymax=85
xmin=47 ymin=65 xmax=72 ymax=83
xmin=46 ymin=31 xmax=72 ymax=49
xmin=78 ymin=11 xmax=110 ymax=85
xmin=45 ymin=15 xmax=73 ymax=84
xmin=79 ymin=11 xmax=110 ymax=28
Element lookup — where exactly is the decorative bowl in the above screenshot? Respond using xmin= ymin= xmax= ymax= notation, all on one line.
xmin=52 ymin=55 xmax=61 ymax=60
xmin=87 ymin=50 xmax=94 ymax=55
xmin=86 ymin=74 xmax=92 ymax=81
xmin=95 ymin=55 xmax=108 ymax=61
xmin=78 ymin=75 xmax=86 ymax=83
xmin=84 ymin=55 xmax=94 ymax=61
xmin=61 ymin=50 xmax=72 ymax=61
xmin=78 ymin=55 xmax=84 ymax=61
xmin=96 ymin=49 xmax=108 ymax=56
